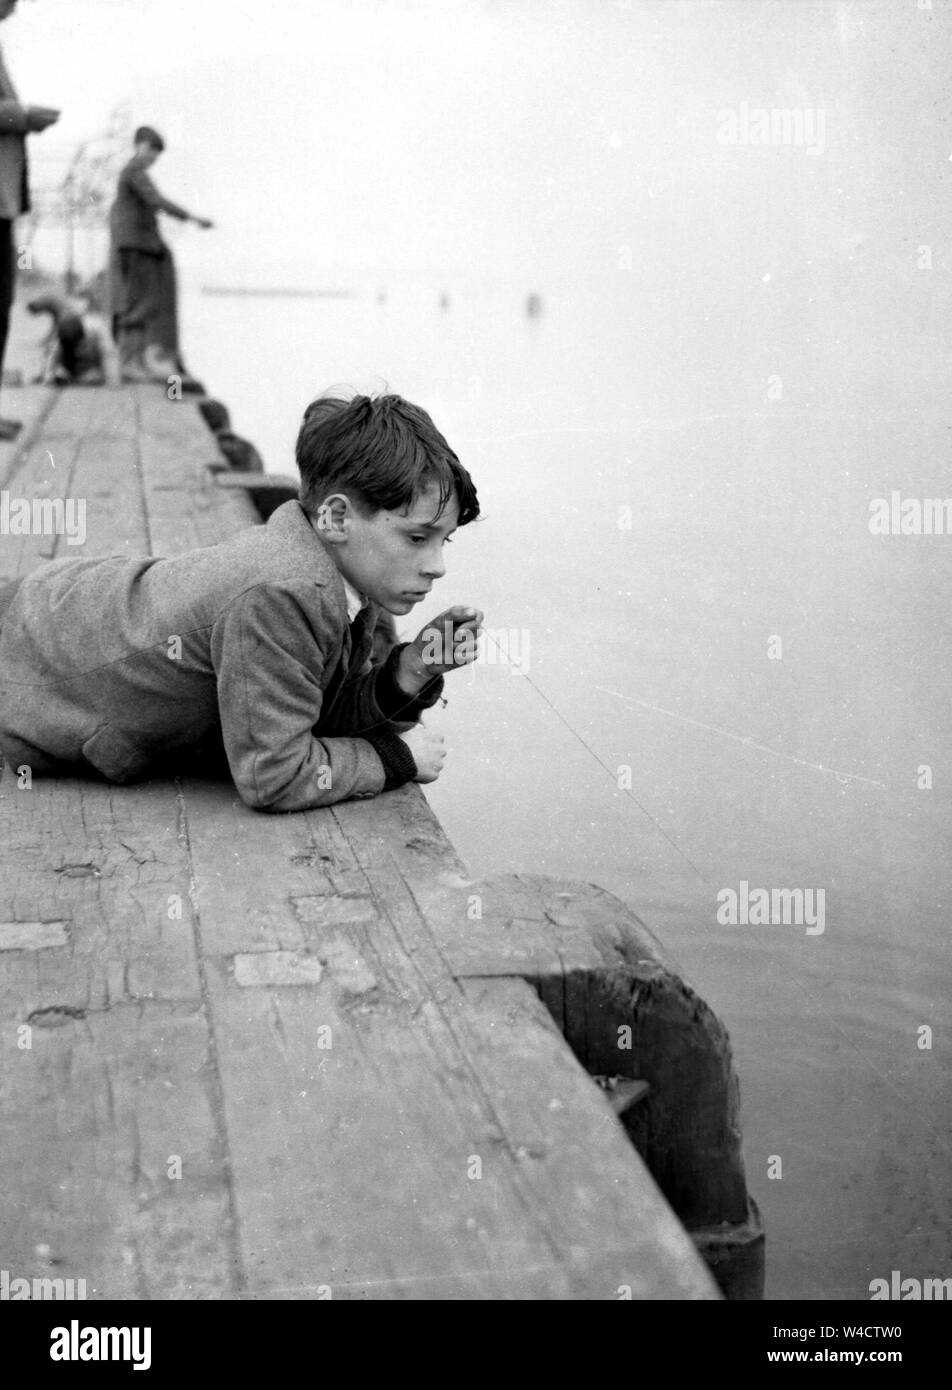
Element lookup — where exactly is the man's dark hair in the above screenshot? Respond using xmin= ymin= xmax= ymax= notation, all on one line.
xmin=134 ymin=125 xmax=165 ymax=152
xmin=296 ymin=391 xmax=479 ymax=526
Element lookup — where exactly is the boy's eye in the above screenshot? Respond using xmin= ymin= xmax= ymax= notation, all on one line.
xmin=408 ymin=535 xmax=452 ymax=545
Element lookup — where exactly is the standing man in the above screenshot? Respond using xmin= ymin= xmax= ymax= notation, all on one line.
xmin=0 ymin=0 xmax=59 ymax=439
xmin=108 ymin=126 xmax=213 ymax=385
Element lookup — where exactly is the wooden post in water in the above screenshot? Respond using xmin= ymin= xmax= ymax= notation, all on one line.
xmin=440 ymin=874 xmax=765 ymax=1299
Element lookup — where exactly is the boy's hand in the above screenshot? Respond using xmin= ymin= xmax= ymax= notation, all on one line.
xmin=397 ymin=725 xmax=446 ymax=783
xmin=26 ymin=106 xmax=60 ymax=132
xmin=396 ymin=606 xmax=484 ymax=694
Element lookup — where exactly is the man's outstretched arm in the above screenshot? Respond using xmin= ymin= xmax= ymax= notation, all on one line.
xmin=126 ymin=164 xmax=207 ymax=224
xmin=0 ymin=100 xmax=58 ymax=132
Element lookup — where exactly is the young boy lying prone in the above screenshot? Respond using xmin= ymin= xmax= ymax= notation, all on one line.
xmin=0 ymin=392 xmax=482 ymax=810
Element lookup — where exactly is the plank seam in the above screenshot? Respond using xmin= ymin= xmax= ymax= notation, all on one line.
xmin=174 ymin=776 xmax=247 ymax=1294
xmin=336 ymin=834 xmax=576 ymax=1269
xmin=0 ymin=388 xmax=59 ymax=489
xmin=131 ymin=391 xmax=154 ymax=558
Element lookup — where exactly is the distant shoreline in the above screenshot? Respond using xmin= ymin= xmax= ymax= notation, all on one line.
xmin=201 ymin=286 xmax=357 ymax=299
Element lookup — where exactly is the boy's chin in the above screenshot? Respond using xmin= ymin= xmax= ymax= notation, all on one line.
xmin=379 ymin=595 xmax=417 ymax=616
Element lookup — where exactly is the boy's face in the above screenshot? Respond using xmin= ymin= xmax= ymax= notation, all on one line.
xmin=314 ymin=481 xmax=459 ymax=616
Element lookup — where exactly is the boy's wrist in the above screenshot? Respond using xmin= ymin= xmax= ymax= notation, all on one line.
xmin=373 ymin=645 xmax=445 ymax=721
xmin=395 ymin=643 xmax=430 ymax=696
xmin=363 ymin=728 xmax=418 ymax=790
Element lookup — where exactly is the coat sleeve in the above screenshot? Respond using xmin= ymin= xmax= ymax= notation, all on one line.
xmin=0 ymin=100 xmax=28 ymax=132
xmin=209 ymin=584 xmax=389 ymax=812
xmin=318 ymin=640 xmax=445 ymax=736
xmin=126 ymin=165 xmax=190 ymax=220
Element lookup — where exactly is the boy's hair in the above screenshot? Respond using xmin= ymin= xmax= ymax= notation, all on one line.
xmin=296 ymin=391 xmax=479 ymax=526
xmin=134 ymin=125 xmax=165 ymax=152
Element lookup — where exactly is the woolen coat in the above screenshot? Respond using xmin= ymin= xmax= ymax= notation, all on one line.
xmin=0 ymin=502 xmax=441 ymax=810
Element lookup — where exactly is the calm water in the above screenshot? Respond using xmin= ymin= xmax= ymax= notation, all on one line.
xmin=183 ymin=266 xmax=951 ymax=1300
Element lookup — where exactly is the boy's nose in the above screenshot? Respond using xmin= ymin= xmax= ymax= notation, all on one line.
xmin=423 ymin=551 xmax=446 ymax=579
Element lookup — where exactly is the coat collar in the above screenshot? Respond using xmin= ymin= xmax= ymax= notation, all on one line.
xmin=266 ymin=500 xmax=367 ymax=621
xmin=341 ymin=575 xmax=367 ymax=623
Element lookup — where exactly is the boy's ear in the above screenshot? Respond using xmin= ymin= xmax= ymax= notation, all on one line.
xmin=314 ymin=494 xmax=350 ymax=542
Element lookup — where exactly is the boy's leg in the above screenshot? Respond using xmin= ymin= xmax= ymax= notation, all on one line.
xmin=56 ymin=313 xmax=84 ymax=380
xmin=149 ymin=247 xmax=182 ymax=368
xmin=0 ymin=218 xmax=21 ymax=438
xmin=115 ymin=250 xmax=164 ymax=380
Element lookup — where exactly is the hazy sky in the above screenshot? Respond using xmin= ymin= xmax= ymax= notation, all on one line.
xmin=11 ymin=0 xmax=646 ymax=281
xmin=4 ymin=0 xmax=948 ymax=287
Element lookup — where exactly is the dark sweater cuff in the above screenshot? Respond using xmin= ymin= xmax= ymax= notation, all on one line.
xmin=363 ymin=729 xmax=418 ymax=791
xmin=374 ymin=644 xmax=445 ymax=721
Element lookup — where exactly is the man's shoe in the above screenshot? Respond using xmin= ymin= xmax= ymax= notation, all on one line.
xmin=0 ymin=417 xmax=23 ymax=440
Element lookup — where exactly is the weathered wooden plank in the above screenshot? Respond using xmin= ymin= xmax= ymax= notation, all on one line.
xmin=324 ymin=796 xmax=719 ymax=1298
xmin=0 ymin=772 xmax=238 ymax=1295
xmin=0 ymin=772 xmax=205 ymax=1009
xmin=204 ymin=958 xmax=715 ymax=1298
xmin=326 ymin=790 xmax=761 ymax=1295
xmin=0 ymin=389 xmax=239 ymax=1296
xmin=0 ymin=388 xmax=144 ymax=578
xmin=458 ymin=874 xmax=765 ymax=1298
xmin=481 ymin=877 xmax=750 ymax=1219
xmin=64 ymin=390 xmax=148 ymax=559
xmin=174 ymin=778 xmax=716 ymax=1296
xmin=133 ymin=389 xmax=257 ymax=555
xmin=172 ymin=780 xmax=336 ymax=957
xmin=201 ymin=954 xmax=576 ymax=1299
xmin=179 ymin=785 xmax=562 ymax=1296
xmin=0 ymin=390 xmax=101 ymax=576
xmin=0 ymin=385 xmax=57 ymax=485
xmin=457 ymin=976 xmax=719 ymax=1299
xmin=0 ymin=920 xmax=69 ymax=950
xmin=0 ymin=996 xmax=236 ymax=1298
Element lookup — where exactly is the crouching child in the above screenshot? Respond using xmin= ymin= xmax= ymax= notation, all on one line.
xmin=26 ymin=293 xmax=108 ymax=386
xmin=0 ymin=391 xmax=481 ymax=809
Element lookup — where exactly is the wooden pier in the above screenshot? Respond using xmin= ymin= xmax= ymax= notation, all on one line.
xmin=0 ymin=385 xmax=761 ymax=1299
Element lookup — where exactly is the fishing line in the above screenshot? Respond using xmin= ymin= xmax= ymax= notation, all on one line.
xmin=350 ymin=621 xmax=712 ymax=885
xmin=477 ymin=629 xmax=714 ymax=887
xmin=595 ymin=685 xmax=887 ymax=790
